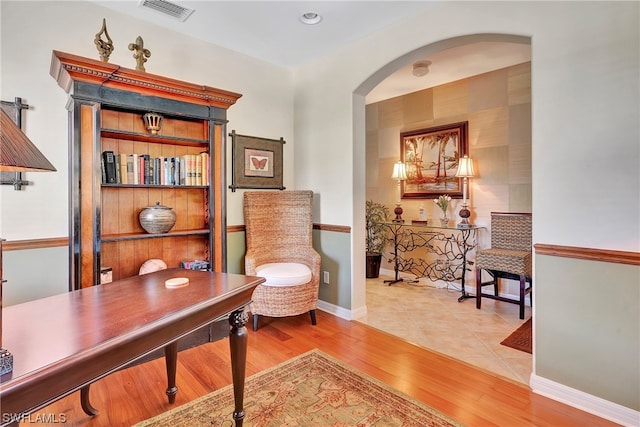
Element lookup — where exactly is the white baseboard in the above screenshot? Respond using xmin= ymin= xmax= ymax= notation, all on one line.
xmin=317 ymin=300 xmax=355 ymax=320
xmin=530 ymin=374 xmax=640 ymax=426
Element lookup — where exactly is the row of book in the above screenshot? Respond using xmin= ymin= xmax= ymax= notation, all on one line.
xmin=180 ymin=260 xmax=210 ymax=270
xmin=101 ymin=151 xmax=210 ymax=186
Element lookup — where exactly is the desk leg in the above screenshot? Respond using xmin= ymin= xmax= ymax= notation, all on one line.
xmin=80 ymin=384 xmax=99 ymax=416
xmin=229 ymin=309 xmax=248 ymax=427
xmin=164 ymin=341 xmax=179 ymax=403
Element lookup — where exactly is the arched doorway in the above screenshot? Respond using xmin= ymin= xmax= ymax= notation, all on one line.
xmin=351 ymin=33 xmax=532 ymax=380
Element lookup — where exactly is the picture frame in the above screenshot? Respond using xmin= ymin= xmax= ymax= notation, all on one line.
xmin=400 ymin=121 xmax=468 ymax=199
xmin=229 ymin=130 xmax=285 ymax=191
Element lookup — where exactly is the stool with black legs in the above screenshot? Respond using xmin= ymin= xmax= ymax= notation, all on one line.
xmin=475 ymin=212 xmax=532 ymax=319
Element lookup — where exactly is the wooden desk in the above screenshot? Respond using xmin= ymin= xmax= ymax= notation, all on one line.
xmin=0 ymin=268 xmax=264 ymax=426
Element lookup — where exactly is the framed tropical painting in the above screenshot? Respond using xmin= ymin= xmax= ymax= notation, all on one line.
xmin=400 ymin=121 xmax=468 ymax=199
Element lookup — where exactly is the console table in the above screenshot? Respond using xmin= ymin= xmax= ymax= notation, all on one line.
xmin=0 ymin=268 xmax=264 ymax=427
xmin=383 ymin=222 xmax=482 ymax=302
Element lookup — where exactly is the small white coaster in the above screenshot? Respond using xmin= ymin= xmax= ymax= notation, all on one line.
xmin=165 ymin=277 xmax=189 ymax=288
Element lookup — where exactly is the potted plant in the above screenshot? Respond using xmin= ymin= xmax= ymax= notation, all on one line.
xmin=365 ymin=200 xmax=390 ymax=278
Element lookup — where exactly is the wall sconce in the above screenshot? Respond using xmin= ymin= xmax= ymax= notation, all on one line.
xmin=391 ymin=161 xmax=407 ymax=222
xmin=455 ymin=155 xmax=475 ymax=228
xmin=0 ymin=107 xmax=56 ymax=374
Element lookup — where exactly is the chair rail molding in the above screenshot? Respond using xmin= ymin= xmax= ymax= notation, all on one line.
xmin=534 ymin=244 xmax=640 ymax=266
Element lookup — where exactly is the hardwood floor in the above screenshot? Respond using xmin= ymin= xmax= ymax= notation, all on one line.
xmin=33 ymin=310 xmax=618 ymax=426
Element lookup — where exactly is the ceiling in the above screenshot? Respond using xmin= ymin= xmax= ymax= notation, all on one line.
xmin=91 ymin=0 xmax=531 ymax=102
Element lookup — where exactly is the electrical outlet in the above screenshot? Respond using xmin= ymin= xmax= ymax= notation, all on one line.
xmin=323 ymin=271 xmax=330 ymax=284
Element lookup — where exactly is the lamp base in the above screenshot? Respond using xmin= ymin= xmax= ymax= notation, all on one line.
xmin=0 ymin=348 xmax=13 ymax=375
xmin=457 ymin=206 xmax=472 ymax=229
xmin=393 ymin=203 xmax=404 ymax=223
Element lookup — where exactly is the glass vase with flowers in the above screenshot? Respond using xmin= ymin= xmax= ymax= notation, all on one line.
xmin=434 ymin=194 xmax=452 ymax=227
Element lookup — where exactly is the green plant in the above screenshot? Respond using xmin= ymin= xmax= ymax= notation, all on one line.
xmin=365 ymin=200 xmax=390 ymax=254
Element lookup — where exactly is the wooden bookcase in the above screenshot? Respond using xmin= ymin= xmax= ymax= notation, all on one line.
xmin=50 ymin=51 xmax=242 ymax=289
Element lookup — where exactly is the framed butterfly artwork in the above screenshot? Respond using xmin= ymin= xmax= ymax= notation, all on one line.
xmin=229 ymin=130 xmax=285 ymax=191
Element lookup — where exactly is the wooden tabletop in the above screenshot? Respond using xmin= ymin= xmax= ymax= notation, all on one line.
xmin=0 ymin=268 xmax=263 ymax=417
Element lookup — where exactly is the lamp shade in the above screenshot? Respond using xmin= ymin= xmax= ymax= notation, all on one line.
xmin=391 ymin=161 xmax=407 ymax=180
xmin=455 ymin=155 xmax=474 ymax=178
xmin=0 ymin=109 xmax=56 ymax=172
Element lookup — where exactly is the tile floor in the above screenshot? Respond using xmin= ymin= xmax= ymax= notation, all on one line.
xmin=357 ymin=274 xmax=532 ymax=385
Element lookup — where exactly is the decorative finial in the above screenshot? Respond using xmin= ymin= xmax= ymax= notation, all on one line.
xmin=128 ymin=35 xmax=151 ymax=71
xmin=94 ymin=18 xmax=114 ymax=62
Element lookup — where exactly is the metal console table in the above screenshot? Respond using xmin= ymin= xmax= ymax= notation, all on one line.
xmin=383 ymin=222 xmax=483 ymax=302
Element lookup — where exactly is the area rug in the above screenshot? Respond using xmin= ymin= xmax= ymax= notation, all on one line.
xmin=500 ymin=318 xmax=532 ymax=354
xmin=135 ymin=349 xmax=464 ymax=427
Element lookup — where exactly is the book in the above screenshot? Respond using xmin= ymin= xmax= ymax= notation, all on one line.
xmin=200 ymin=152 xmax=209 ymax=186
xmin=120 ymin=154 xmax=128 ymax=184
xmin=195 ymin=153 xmax=202 ymax=186
xmin=154 ymin=157 xmax=161 ymax=185
xmin=141 ymin=154 xmax=151 ymax=184
xmin=126 ymin=155 xmax=134 ymax=184
xmin=184 ymin=154 xmax=192 ymax=186
xmin=132 ymin=154 xmax=139 ymax=184
xmin=114 ymin=154 xmax=121 ymax=184
xmin=102 ymin=151 xmax=116 ymax=183
xmin=179 ymin=156 xmax=186 ymax=185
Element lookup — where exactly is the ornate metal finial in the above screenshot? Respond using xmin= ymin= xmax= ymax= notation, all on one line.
xmin=94 ymin=18 xmax=114 ymax=63
xmin=128 ymin=35 xmax=151 ymax=71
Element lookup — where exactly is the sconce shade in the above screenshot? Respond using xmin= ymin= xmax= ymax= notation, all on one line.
xmin=455 ymin=155 xmax=474 ymax=178
xmin=0 ymin=109 xmax=56 ymax=172
xmin=391 ymin=161 xmax=407 ymax=180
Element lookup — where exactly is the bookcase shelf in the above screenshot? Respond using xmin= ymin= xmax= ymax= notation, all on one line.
xmin=101 ymin=229 xmax=210 ymax=243
xmin=101 ymin=128 xmax=209 ymax=147
xmin=51 ymin=50 xmax=242 ymax=289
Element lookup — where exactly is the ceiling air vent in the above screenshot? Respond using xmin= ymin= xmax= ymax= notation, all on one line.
xmin=138 ymin=0 xmax=195 ymax=22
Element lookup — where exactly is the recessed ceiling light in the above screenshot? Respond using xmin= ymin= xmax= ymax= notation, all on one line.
xmin=299 ymin=12 xmax=322 ymax=25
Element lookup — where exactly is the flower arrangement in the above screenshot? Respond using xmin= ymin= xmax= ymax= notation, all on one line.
xmin=434 ymin=194 xmax=451 ymax=217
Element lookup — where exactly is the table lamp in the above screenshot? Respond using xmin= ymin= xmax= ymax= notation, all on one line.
xmin=0 ymin=108 xmax=56 ymax=374
xmin=455 ymin=155 xmax=475 ymax=229
xmin=391 ymin=161 xmax=407 ymax=222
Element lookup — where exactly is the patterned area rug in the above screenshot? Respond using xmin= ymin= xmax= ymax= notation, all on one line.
xmin=501 ymin=318 xmax=532 ymax=354
xmin=136 ymin=349 xmax=464 ymax=426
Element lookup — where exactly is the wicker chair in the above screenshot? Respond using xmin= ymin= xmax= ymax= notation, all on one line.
xmin=244 ymin=190 xmax=321 ymax=331
xmin=475 ymin=212 xmax=532 ymax=319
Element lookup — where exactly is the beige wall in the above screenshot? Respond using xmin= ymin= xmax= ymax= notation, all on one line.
xmin=367 ymin=62 xmax=531 ymax=222
xmin=366 ymin=62 xmax=532 ymax=292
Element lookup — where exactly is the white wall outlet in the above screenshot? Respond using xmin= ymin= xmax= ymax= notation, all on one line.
xmin=323 ymin=271 xmax=330 ymax=284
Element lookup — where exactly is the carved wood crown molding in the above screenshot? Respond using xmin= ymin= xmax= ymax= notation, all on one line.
xmin=50 ymin=50 xmax=242 ymax=109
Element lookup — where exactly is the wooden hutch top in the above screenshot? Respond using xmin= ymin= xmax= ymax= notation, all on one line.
xmin=50 ymin=50 xmax=242 ymax=109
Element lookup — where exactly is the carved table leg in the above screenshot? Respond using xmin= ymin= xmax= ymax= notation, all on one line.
xmin=80 ymin=384 xmax=99 ymax=416
xmin=164 ymin=341 xmax=179 ymax=403
xmin=229 ymin=309 xmax=248 ymax=427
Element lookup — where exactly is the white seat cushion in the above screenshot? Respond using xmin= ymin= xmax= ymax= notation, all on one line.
xmin=255 ymin=263 xmax=312 ymax=287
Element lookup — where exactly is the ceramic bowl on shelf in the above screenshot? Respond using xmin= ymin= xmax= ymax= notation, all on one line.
xmin=139 ymin=202 xmax=176 ymax=234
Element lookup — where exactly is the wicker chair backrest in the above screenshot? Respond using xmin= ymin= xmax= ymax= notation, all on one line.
xmin=244 ymin=191 xmax=314 ymax=255
xmin=490 ymin=212 xmax=532 ymax=251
